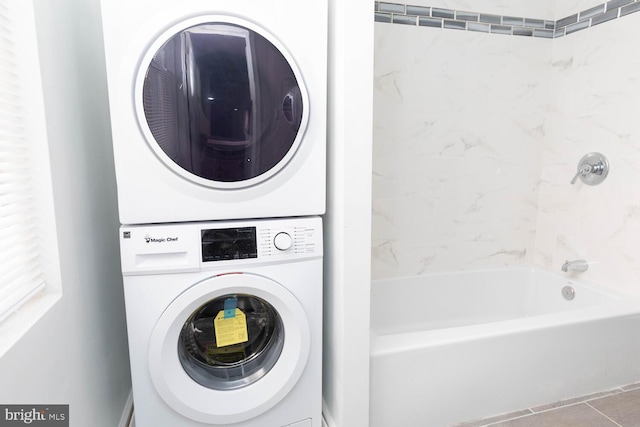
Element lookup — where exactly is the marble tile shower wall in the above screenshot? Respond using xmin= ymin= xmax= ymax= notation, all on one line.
xmin=372 ymin=5 xmax=640 ymax=297
xmin=372 ymin=25 xmax=549 ymax=279
xmin=535 ymin=15 xmax=640 ymax=296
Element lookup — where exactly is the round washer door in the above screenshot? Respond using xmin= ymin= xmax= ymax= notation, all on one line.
xmin=136 ymin=16 xmax=309 ymax=189
xmin=148 ymin=273 xmax=310 ymax=424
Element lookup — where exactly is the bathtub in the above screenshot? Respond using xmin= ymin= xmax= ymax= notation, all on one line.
xmin=369 ymin=267 xmax=640 ymax=427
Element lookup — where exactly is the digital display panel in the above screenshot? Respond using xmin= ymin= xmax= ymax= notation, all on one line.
xmin=201 ymin=227 xmax=257 ymax=262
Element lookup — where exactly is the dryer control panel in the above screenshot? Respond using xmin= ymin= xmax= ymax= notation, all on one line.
xmin=120 ymin=216 xmax=322 ymax=275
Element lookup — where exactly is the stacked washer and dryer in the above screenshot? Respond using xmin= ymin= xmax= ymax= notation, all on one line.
xmin=100 ymin=1 xmax=327 ymax=426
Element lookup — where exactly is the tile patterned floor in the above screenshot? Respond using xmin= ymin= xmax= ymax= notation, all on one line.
xmin=131 ymin=383 xmax=640 ymax=427
xmin=455 ymin=383 xmax=640 ymax=427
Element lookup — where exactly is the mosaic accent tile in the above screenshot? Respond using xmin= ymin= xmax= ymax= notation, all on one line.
xmin=607 ymin=0 xmax=634 ymax=11
xmin=373 ymin=0 xmax=640 ymax=38
xmin=621 ymin=1 xmax=640 ymax=16
xmin=592 ymin=8 xmax=619 ymax=25
xmin=502 ymin=16 xmax=523 ymax=26
xmin=375 ymin=12 xmax=392 ymax=23
xmin=524 ymin=18 xmax=546 ymax=28
xmin=419 ymin=17 xmax=442 ymax=28
xmin=513 ymin=27 xmax=533 ymax=36
xmin=406 ymin=5 xmax=430 ymax=16
xmin=580 ymin=4 xmax=606 ymax=20
xmin=393 ymin=14 xmax=417 ymax=25
xmin=467 ymin=22 xmax=491 ymax=33
xmin=479 ymin=14 xmax=502 ymax=24
xmin=375 ymin=12 xmax=393 ymax=23
xmin=534 ymin=29 xmax=554 ymax=38
xmin=491 ymin=24 xmax=512 ymax=35
xmin=378 ymin=2 xmax=405 ymax=13
xmin=556 ymin=14 xmax=578 ymax=28
xmin=444 ymin=19 xmax=467 ymax=30
xmin=432 ymin=7 xmax=455 ymax=19
xmin=456 ymin=11 xmax=479 ymax=22
xmin=565 ymin=19 xmax=590 ymax=35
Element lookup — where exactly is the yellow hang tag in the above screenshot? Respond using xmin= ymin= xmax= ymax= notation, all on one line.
xmin=214 ymin=308 xmax=249 ymax=348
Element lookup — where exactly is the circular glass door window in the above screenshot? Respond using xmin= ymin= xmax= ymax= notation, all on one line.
xmin=178 ymin=294 xmax=284 ymax=390
xmin=140 ymin=21 xmax=307 ymax=186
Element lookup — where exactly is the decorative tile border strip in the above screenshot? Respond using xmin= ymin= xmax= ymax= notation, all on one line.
xmin=374 ymin=0 xmax=640 ymax=38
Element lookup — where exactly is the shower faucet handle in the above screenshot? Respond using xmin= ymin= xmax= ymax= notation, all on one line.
xmin=570 ymin=164 xmax=593 ymax=184
xmin=570 ymin=152 xmax=609 ymax=186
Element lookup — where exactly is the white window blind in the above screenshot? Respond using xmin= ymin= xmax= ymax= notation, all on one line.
xmin=0 ymin=1 xmax=51 ymax=321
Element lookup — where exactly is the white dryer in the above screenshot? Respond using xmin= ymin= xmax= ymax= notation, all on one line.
xmin=119 ymin=216 xmax=322 ymax=427
xmin=101 ymin=0 xmax=327 ymax=224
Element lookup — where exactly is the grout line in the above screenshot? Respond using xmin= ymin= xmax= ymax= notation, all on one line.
xmin=622 ymin=381 xmax=640 ymax=391
xmin=530 ymin=387 xmax=626 ymax=414
xmin=532 ymin=400 xmax=590 ymax=415
xmin=467 ymin=410 xmax=535 ymax=427
xmin=480 ymin=401 xmax=616 ymax=427
xmin=484 ymin=412 xmax=534 ymax=426
xmin=585 ymin=402 xmax=624 ymax=427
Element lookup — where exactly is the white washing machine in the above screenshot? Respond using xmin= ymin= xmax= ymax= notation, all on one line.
xmin=101 ymin=0 xmax=327 ymax=224
xmin=119 ymin=216 xmax=322 ymax=427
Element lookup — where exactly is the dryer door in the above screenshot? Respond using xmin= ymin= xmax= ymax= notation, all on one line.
xmin=148 ymin=273 xmax=310 ymax=424
xmin=138 ymin=17 xmax=308 ymax=189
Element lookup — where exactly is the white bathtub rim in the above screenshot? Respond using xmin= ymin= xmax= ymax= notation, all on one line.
xmin=370 ymin=300 xmax=640 ymax=358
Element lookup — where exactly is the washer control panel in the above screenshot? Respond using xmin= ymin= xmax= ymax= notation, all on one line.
xmin=120 ymin=216 xmax=322 ymax=275
xmin=200 ymin=220 xmax=321 ymax=262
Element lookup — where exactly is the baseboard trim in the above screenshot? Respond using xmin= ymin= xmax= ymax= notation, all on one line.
xmin=117 ymin=390 xmax=134 ymax=427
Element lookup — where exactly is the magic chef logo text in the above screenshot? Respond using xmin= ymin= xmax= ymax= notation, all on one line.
xmin=144 ymin=235 xmax=179 ymax=243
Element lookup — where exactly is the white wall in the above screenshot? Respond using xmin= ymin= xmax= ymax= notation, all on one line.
xmin=0 ymin=0 xmax=132 ymax=425
xmin=323 ymin=1 xmax=374 ymax=426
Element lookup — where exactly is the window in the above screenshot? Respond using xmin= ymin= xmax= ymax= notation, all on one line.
xmin=0 ymin=0 xmax=61 ymax=327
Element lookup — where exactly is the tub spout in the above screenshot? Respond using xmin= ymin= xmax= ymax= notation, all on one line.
xmin=561 ymin=259 xmax=589 ymax=273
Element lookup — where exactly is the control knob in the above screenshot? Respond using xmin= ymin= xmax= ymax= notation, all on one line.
xmin=273 ymin=232 xmax=293 ymax=251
